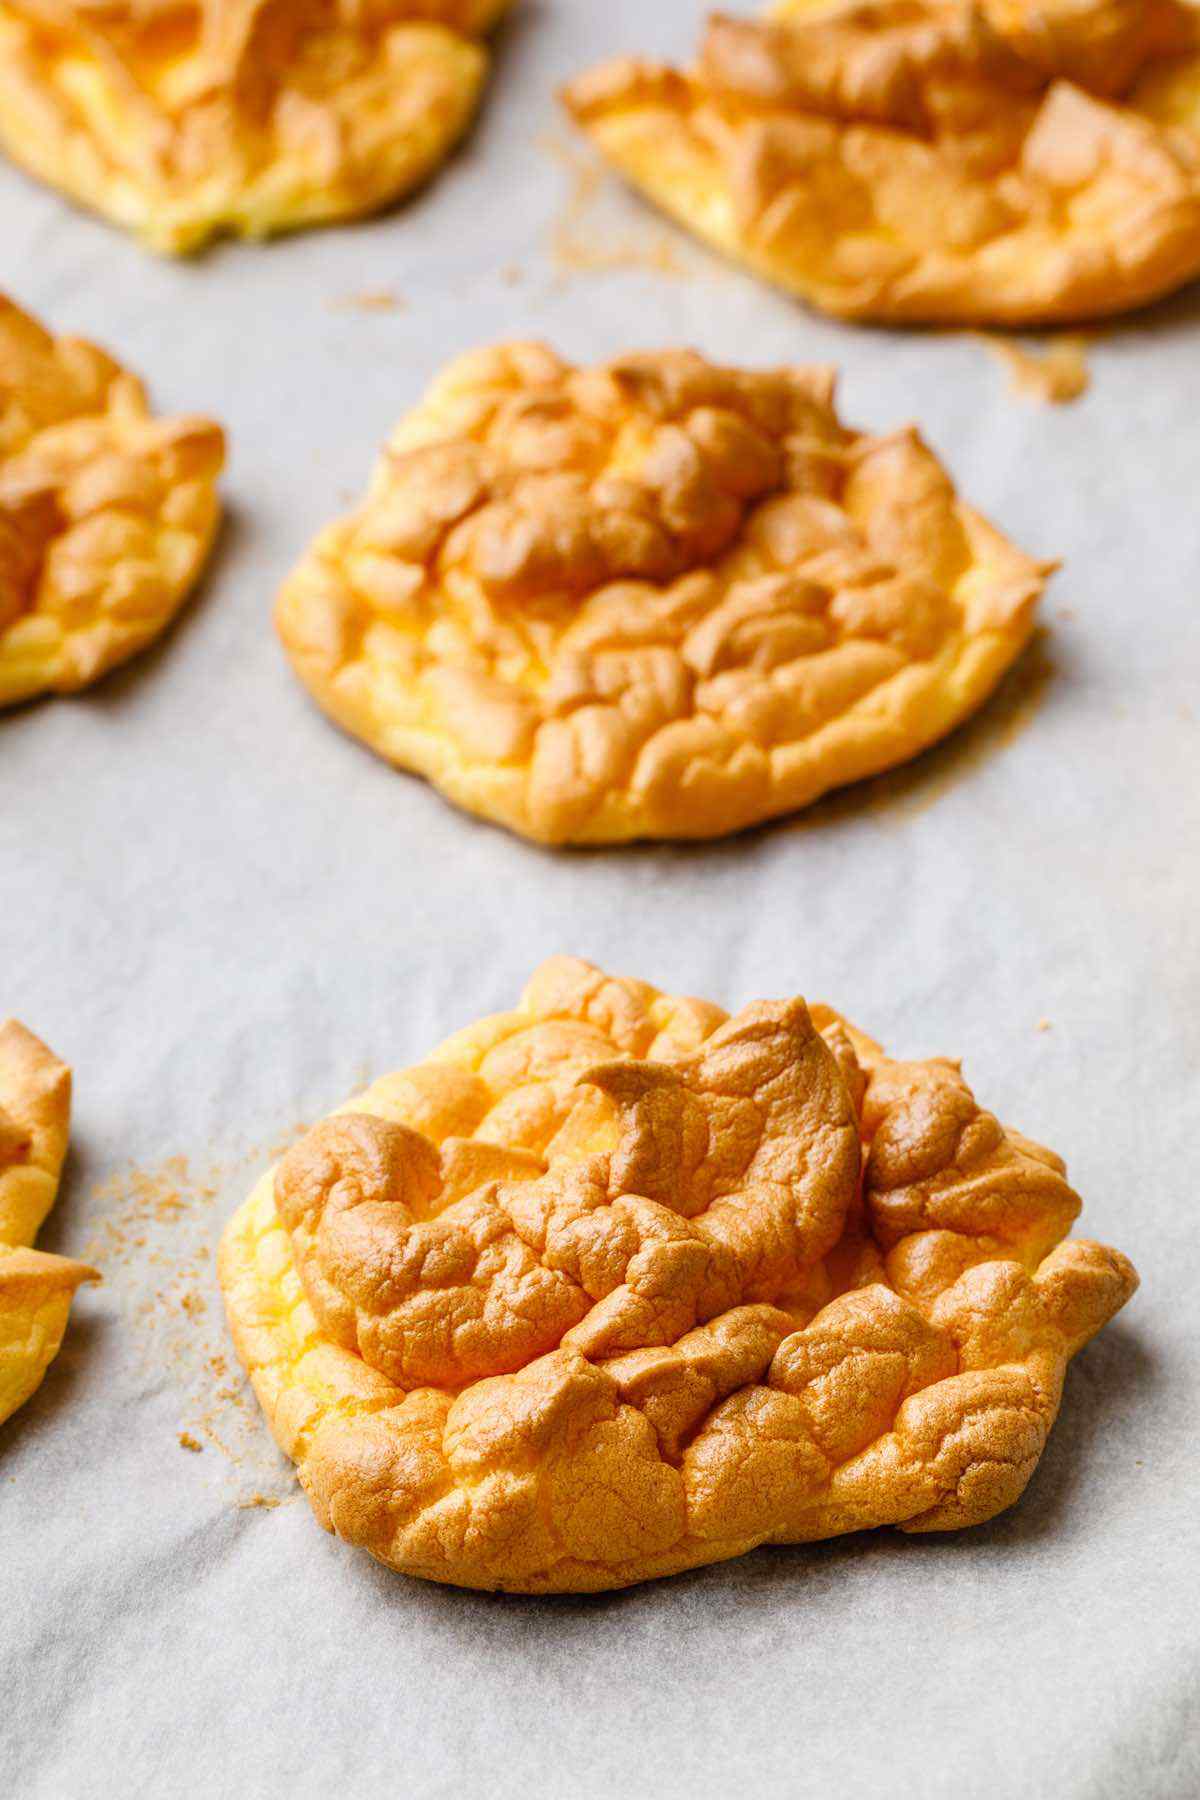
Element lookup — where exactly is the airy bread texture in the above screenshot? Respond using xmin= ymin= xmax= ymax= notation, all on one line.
xmin=220 ymin=957 xmax=1138 ymax=1593
xmin=0 ymin=1022 xmax=97 ymax=1429
xmin=276 ymin=342 xmax=1047 ymax=843
xmin=0 ymin=1 xmax=515 ymax=253
xmin=563 ymin=0 xmax=1200 ymax=325
xmin=0 ymin=294 xmax=224 ymax=707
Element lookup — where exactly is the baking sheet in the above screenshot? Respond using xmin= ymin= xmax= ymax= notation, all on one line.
xmin=2 ymin=4 xmax=1199 ymax=1795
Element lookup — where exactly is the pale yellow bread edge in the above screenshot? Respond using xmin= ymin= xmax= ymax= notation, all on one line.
xmin=276 ymin=500 xmax=1046 ymax=845
xmin=562 ymin=71 xmax=1200 ymax=327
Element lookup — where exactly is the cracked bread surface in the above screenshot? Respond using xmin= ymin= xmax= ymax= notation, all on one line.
xmin=0 ymin=293 xmax=224 ymax=707
xmin=276 ymin=342 xmax=1047 ymax=843
xmin=0 ymin=1 xmax=515 ymax=253
xmin=219 ymin=957 xmax=1137 ymax=1593
xmin=563 ymin=0 xmax=1200 ymax=325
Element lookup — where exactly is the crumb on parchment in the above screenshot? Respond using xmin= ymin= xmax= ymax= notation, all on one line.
xmin=541 ymin=133 xmax=690 ymax=281
xmin=86 ymin=1141 xmax=307 ymax=1505
xmin=981 ymin=334 xmax=1091 ymax=405
xmin=328 ymin=290 xmax=405 ymax=312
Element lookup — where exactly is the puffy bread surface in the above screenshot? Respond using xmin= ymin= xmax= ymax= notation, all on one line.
xmin=0 ymin=1021 xmax=97 ymax=1428
xmin=0 ymin=1 xmax=515 ymax=253
xmin=563 ymin=0 xmax=1200 ymax=324
xmin=276 ymin=342 xmax=1047 ymax=843
xmin=220 ymin=957 xmax=1138 ymax=1593
xmin=0 ymin=294 xmax=224 ymax=707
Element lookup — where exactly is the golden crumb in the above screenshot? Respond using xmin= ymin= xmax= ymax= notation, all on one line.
xmin=84 ymin=1131 xmax=309 ymax=1505
xmin=1037 ymin=1018 xmax=1054 ymax=1033
xmin=329 ymin=290 xmax=406 ymax=313
xmin=541 ymin=133 xmax=690 ymax=281
xmin=982 ymin=335 xmax=1092 ymax=405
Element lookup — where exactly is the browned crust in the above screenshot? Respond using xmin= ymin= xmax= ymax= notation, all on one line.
xmin=0 ymin=292 xmax=225 ymax=707
xmin=0 ymin=1 xmax=517 ymax=253
xmin=0 ymin=1018 xmax=97 ymax=1429
xmin=0 ymin=1016 xmax=71 ymax=1245
xmin=276 ymin=343 xmax=1047 ymax=844
xmin=220 ymin=958 xmax=1138 ymax=1592
xmin=563 ymin=1 xmax=1200 ymax=325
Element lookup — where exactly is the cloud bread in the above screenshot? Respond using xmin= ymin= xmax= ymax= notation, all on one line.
xmin=276 ymin=342 xmax=1048 ymax=843
xmin=0 ymin=1021 xmax=97 ymax=1429
xmin=0 ymin=1 xmax=515 ymax=253
xmin=0 ymin=294 xmax=224 ymax=708
xmin=219 ymin=956 xmax=1138 ymax=1593
xmin=563 ymin=1 xmax=1200 ymax=325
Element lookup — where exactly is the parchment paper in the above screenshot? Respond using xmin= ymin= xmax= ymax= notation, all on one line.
xmin=3 ymin=5 xmax=1198 ymax=1796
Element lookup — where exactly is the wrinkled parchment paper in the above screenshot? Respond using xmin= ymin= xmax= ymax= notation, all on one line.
xmin=2 ymin=5 xmax=1198 ymax=1796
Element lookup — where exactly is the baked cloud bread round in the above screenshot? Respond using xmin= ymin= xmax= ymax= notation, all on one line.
xmin=0 ymin=294 xmax=224 ymax=708
xmin=0 ymin=1 xmax=515 ymax=253
xmin=219 ymin=957 xmax=1138 ymax=1594
xmin=276 ymin=343 xmax=1048 ymax=843
xmin=563 ymin=0 xmax=1200 ymax=325
xmin=0 ymin=1021 xmax=97 ymax=1429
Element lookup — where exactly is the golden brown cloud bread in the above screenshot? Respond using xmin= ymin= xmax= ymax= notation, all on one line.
xmin=276 ymin=342 xmax=1048 ymax=844
xmin=0 ymin=1021 xmax=97 ymax=1429
xmin=0 ymin=294 xmax=224 ymax=708
xmin=219 ymin=956 xmax=1138 ymax=1593
xmin=0 ymin=1 xmax=515 ymax=254
xmin=563 ymin=1 xmax=1200 ymax=325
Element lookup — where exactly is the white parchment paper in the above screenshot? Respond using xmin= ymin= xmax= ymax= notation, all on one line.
xmin=2 ymin=5 xmax=1199 ymax=1796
